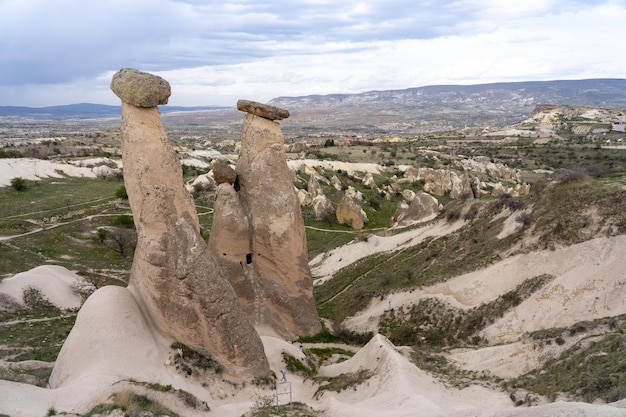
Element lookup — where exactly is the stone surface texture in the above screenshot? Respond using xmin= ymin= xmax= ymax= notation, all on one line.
xmin=362 ymin=172 xmax=377 ymax=189
xmin=56 ymin=73 xmax=321 ymax=381
xmin=237 ymin=99 xmax=290 ymax=120
xmin=404 ymin=167 xmax=473 ymax=200
xmin=210 ymin=113 xmax=321 ymax=338
xmin=312 ymin=195 xmax=335 ymax=221
xmin=307 ymin=174 xmax=324 ymax=198
xmin=336 ymin=193 xmax=368 ymax=229
xmin=119 ymin=102 xmax=269 ymax=379
xmin=110 ymin=68 xmax=171 ymax=107
xmin=390 ymin=191 xmax=440 ymax=227
xmin=212 ymin=161 xmax=237 ymax=185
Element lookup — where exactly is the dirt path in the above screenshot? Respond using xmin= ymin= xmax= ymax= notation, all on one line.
xmin=310 ymin=219 xmax=466 ymax=284
xmin=0 ymin=213 xmax=130 ymax=242
xmin=3 ymin=197 xmax=113 ymax=220
xmin=0 ymin=314 xmax=77 ymax=327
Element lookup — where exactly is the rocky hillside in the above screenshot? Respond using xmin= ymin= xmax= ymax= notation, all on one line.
xmin=271 ymin=78 xmax=626 ymax=133
xmin=0 ymin=96 xmax=625 ymax=416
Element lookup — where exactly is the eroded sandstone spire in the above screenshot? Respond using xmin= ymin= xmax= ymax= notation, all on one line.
xmin=210 ymin=100 xmax=321 ymax=338
xmin=110 ymin=69 xmax=269 ymax=379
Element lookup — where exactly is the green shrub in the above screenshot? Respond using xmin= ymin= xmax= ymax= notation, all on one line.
xmin=0 ymin=149 xmax=23 ymax=158
xmin=512 ymin=327 xmax=626 ymax=403
xmin=313 ymin=369 xmax=372 ymax=399
xmin=113 ymin=214 xmax=134 ymax=228
xmin=115 ymin=184 xmax=128 ymax=199
xmin=379 ymin=275 xmax=554 ymax=348
xmin=10 ymin=177 xmax=28 ymax=192
xmin=171 ymin=342 xmax=223 ymax=375
xmin=282 ymin=352 xmax=316 ymax=378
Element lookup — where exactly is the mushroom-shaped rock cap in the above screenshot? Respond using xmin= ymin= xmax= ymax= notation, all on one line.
xmin=110 ymin=68 xmax=171 ymax=107
xmin=237 ymin=99 xmax=289 ymax=121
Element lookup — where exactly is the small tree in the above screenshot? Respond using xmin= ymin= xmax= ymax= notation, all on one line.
xmin=113 ymin=214 xmax=134 ymax=228
xmin=96 ymin=228 xmax=107 ymax=243
xmin=10 ymin=177 xmax=27 ymax=192
xmin=105 ymin=228 xmax=136 ymax=257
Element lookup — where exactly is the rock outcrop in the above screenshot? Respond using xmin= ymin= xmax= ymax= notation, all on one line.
xmin=210 ymin=100 xmax=321 ymax=338
xmin=186 ymin=172 xmax=216 ymax=193
xmin=390 ymin=192 xmax=440 ymax=227
xmin=294 ymin=171 xmax=335 ymax=221
xmin=491 ymin=182 xmax=531 ymax=197
xmin=460 ymin=156 xmax=521 ymax=182
xmin=336 ymin=193 xmax=368 ymax=229
xmin=362 ymin=172 xmax=377 ymax=189
xmin=107 ymin=69 xmax=269 ymax=379
xmin=307 ymin=174 xmax=324 ymax=198
xmin=345 ymin=185 xmax=364 ymax=202
xmin=296 ymin=187 xmax=313 ymax=206
xmin=286 ymin=141 xmax=307 ymax=153
xmin=212 ymin=161 xmax=237 ymax=185
xmin=402 ymin=189 xmax=416 ymax=202
xmin=404 ymin=167 xmax=473 ymax=199
xmin=312 ymin=195 xmax=335 ymax=221
xmin=330 ymin=175 xmax=342 ymax=190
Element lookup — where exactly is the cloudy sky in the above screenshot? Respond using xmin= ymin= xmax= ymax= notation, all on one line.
xmin=1 ymin=0 xmax=625 ymax=107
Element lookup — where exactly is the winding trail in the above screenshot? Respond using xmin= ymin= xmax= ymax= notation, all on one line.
xmin=0 ymin=314 xmax=77 ymax=327
xmin=310 ymin=219 xmax=466 ymax=285
xmin=0 ymin=214 xmax=130 ymax=242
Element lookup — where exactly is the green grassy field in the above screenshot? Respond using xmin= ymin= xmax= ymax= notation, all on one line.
xmin=0 ymin=176 xmax=134 ymax=277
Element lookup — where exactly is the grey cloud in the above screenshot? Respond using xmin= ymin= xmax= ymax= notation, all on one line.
xmin=0 ymin=0 xmax=622 ymax=102
xmin=0 ymin=0 xmax=194 ymax=84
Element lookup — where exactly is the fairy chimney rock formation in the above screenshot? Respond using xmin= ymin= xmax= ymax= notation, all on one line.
xmin=211 ymin=100 xmax=321 ymax=338
xmin=108 ymin=69 xmax=269 ymax=379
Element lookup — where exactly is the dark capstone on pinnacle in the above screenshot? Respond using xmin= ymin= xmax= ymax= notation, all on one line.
xmin=237 ymin=99 xmax=290 ymax=121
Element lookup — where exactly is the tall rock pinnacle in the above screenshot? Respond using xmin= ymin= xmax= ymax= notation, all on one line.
xmin=210 ymin=100 xmax=321 ymax=338
xmin=110 ymin=69 xmax=269 ymax=379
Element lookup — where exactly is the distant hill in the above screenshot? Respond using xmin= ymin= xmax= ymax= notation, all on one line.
xmin=271 ymin=79 xmax=626 ymax=108
xmin=4 ymin=79 xmax=626 ymax=130
xmin=270 ymin=79 xmax=626 ymax=132
xmin=0 ymin=103 xmax=227 ymax=120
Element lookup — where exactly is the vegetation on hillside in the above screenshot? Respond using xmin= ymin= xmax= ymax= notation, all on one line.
xmin=510 ymin=316 xmax=626 ymax=403
xmin=0 ymin=104 xmax=625 ymax=411
xmin=378 ymin=274 xmax=554 ymax=348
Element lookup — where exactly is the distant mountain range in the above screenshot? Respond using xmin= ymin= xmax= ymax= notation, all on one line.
xmin=270 ymin=78 xmax=626 ymax=131
xmin=0 ymin=103 xmax=227 ymax=120
xmin=2 ymin=79 xmax=626 ymax=130
xmin=271 ymin=79 xmax=626 ymax=109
